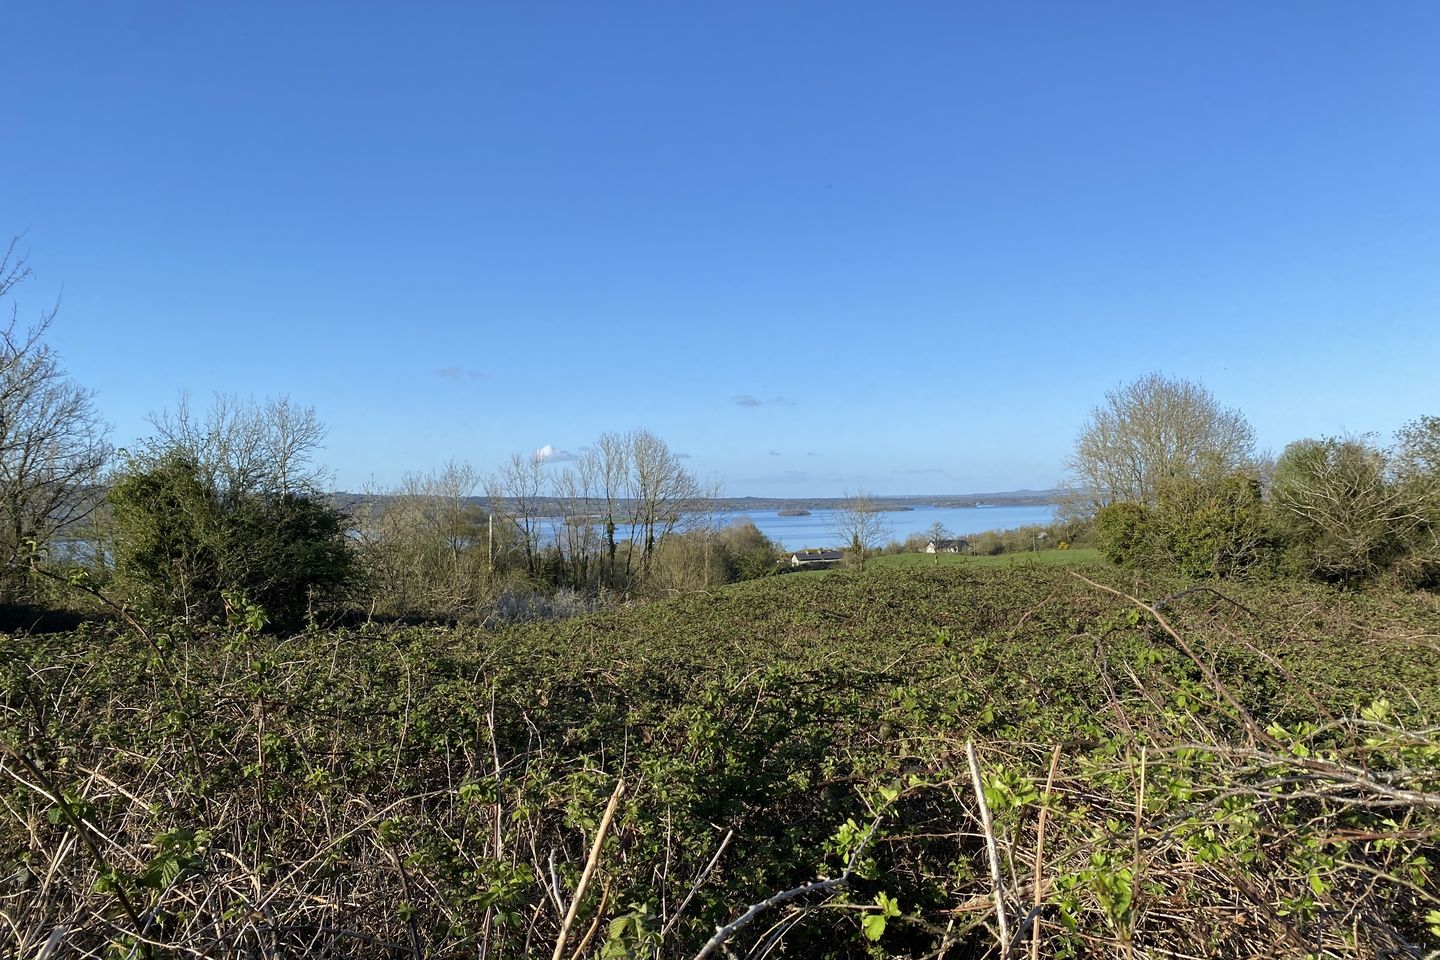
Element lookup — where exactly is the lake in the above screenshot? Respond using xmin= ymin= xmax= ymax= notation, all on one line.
xmin=528 ymin=503 xmax=1060 ymax=552
xmin=715 ymin=503 xmax=1057 ymax=551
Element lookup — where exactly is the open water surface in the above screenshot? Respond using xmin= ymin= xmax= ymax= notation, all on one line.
xmin=728 ymin=503 xmax=1057 ymax=550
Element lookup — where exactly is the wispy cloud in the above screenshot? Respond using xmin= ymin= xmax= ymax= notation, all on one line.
xmin=732 ymin=394 xmax=796 ymax=408
xmin=437 ymin=366 xmax=486 ymax=381
xmin=903 ymin=466 xmax=945 ymax=475
xmin=533 ymin=444 xmax=578 ymax=464
xmin=768 ymin=449 xmax=782 ymax=456
xmin=676 ymin=452 xmax=694 ymax=459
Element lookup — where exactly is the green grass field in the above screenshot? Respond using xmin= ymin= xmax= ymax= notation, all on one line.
xmin=871 ymin=546 xmax=1103 ymax=568
xmin=795 ymin=546 xmax=1102 ymax=574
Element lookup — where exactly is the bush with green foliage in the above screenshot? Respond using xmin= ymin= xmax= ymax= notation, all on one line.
xmin=1095 ymin=500 xmax=1151 ymax=567
xmin=964 ymin=524 xmax=1061 ymax=557
xmin=1097 ymin=474 xmax=1270 ymax=578
xmin=108 ymin=453 xmax=357 ymax=628
xmin=1154 ymin=473 xmax=1270 ymax=578
xmin=715 ymin=520 xmax=782 ymax=580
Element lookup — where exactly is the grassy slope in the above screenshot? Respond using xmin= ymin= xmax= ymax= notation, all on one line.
xmin=869 ymin=546 xmax=1102 ymax=569
xmin=512 ymin=563 xmax=1437 ymax=719
xmin=789 ymin=547 xmax=1101 ymax=577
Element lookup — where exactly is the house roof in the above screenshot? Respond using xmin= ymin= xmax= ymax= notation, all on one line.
xmin=792 ymin=549 xmax=843 ymax=561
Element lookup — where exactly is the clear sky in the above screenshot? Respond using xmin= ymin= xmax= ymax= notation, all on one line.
xmin=6 ymin=2 xmax=1438 ymax=497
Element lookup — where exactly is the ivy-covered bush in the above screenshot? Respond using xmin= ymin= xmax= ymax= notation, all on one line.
xmin=1097 ymin=474 xmax=1270 ymax=578
xmin=108 ymin=452 xmax=358 ymax=628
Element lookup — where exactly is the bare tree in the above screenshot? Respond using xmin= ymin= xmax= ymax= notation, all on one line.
xmin=552 ymin=450 xmax=602 ymax=587
xmin=629 ymin=429 xmax=702 ymax=575
xmin=595 ymin=431 xmax=635 ymax=572
xmin=693 ymin=474 xmax=727 ymax=587
xmin=354 ymin=460 xmax=490 ymax=618
xmin=487 ymin=451 xmax=548 ymax=577
xmin=1271 ymin=435 xmax=1439 ymax=583
xmin=0 ymin=239 xmax=111 ymax=599
xmin=927 ymin=519 xmax=948 ymax=565
xmin=1395 ymin=415 xmax=1440 ymax=482
xmin=830 ymin=490 xmax=891 ymax=571
xmin=1064 ymin=372 xmax=1256 ymax=517
xmin=148 ymin=392 xmax=329 ymax=498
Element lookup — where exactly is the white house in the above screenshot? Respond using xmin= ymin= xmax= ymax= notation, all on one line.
xmin=789 ymin=549 xmax=843 ymax=568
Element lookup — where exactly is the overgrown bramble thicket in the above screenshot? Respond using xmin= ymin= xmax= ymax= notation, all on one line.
xmin=3 ymin=565 xmax=1437 ymax=958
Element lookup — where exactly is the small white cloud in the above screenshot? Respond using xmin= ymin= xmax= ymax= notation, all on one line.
xmin=533 ymin=444 xmax=579 ymax=464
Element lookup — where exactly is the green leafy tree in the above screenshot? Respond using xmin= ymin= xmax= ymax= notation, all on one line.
xmin=108 ymin=453 xmax=225 ymax=618
xmin=1393 ymin=415 xmax=1440 ymax=584
xmin=1395 ymin=414 xmax=1440 ymax=480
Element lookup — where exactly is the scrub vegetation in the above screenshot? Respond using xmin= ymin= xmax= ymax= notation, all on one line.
xmin=4 ymin=566 xmax=1439 ymax=958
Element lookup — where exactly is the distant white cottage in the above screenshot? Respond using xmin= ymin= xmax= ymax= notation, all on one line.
xmin=789 ymin=549 xmax=844 ymax=568
xmin=925 ymin=538 xmax=968 ymax=554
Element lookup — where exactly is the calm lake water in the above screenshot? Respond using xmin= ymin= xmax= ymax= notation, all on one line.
xmin=719 ymin=504 xmax=1057 ymax=551
xmin=530 ymin=503 xmax=1060 ymax=552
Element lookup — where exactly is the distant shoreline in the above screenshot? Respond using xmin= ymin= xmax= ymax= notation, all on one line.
xmin=334 ymin=489 xmax=1064 ymax=513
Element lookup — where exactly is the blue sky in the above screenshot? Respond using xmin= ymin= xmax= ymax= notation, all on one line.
xmin=6 ymin=2 xmax=1438 ymax=496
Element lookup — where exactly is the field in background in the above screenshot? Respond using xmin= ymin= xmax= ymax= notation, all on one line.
xmin=871 ymin=546 xmax=1102 ymax=569
xmin=794 ymin=546 xmax=1102 ymax=575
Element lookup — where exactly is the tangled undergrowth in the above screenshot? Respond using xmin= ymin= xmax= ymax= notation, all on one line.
xmin=2 ymin=565 xmax=1438 ymax=958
